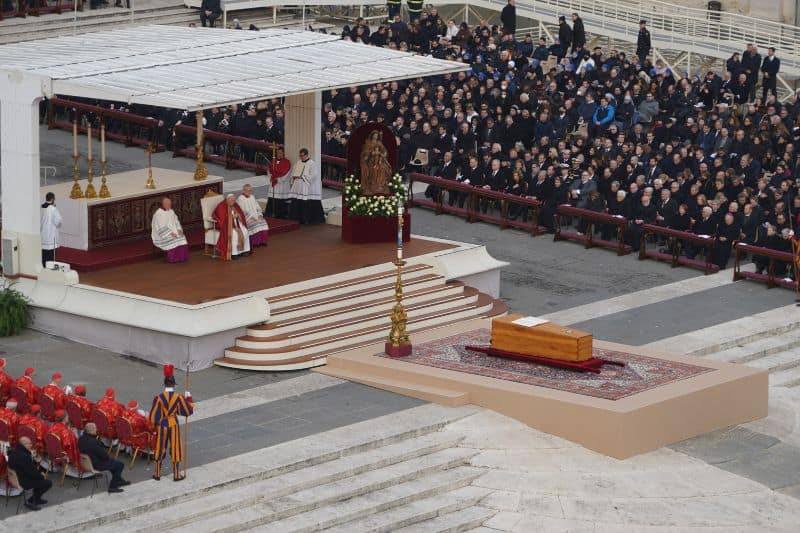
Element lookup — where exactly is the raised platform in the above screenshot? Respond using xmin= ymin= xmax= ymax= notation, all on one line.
xmin=317 ymin=319 xmax=768 ymax=459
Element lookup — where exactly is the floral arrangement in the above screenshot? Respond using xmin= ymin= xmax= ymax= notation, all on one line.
xmin=343 ymin=173 xmax=408 ymax=217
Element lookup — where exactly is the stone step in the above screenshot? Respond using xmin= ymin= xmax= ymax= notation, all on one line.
xmin=246 ymin=467 xmax=485 ymax=533
xmin=334 ymin=496 xmax=495 ymax=533
xmin=685 ymin=319 xmax=800 ymax=357
xmin=270 ymin=273 xmax=445 ymax=320
xmin=704 ymin=330 xmax=800 ymax=364
xmin=92 ymin=432 xmax=468 ymax=533
xmin=255 ymin=282 xmax=464 ymax=333
xmin=743 ymin=348 xmax=800 ymax=373
xmin=243 ymin=289 xmax=479 ymax=347
xmin=769 ymin=365 xmax=800 ymax=388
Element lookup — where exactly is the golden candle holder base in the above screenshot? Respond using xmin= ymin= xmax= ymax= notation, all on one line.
xmin=99 ymin=160 xmax=111 ymax=198
xmin=69 ymin=154 xmax=84 ymax=199
xmin=194 ymin=144 xmax=208 ymax=181
xmin=84 ymin=157 xmax=97 ymax=198
xmin=145 ymin=143 xmax=157 ymax=189
xmin=385 ymin=205 xmax=411 ymax=358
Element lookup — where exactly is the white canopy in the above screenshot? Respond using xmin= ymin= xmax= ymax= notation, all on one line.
xmin=0 ymin=25 xmax=468 ymax=111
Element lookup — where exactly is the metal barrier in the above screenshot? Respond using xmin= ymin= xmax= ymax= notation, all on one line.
xmin=408 ymin=173 xmax=544 ymax=236
xmin=172 ymin=124 xmax=284 ymax=176
xmin=321 ymin=154 xmax=348 ymax=190
xmin=554 ymin=205 xmax=631 ymax=255
xmin=638 ymin=223 xmax=719 ymax=274
xmin=733 ymin=242 xmax=798 ymax=291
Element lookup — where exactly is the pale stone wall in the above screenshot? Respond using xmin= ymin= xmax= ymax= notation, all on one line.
xmin=664 ymin=0 xmax=796 ymax=24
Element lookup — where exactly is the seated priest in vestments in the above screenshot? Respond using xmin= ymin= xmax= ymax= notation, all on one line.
xmin=237 ymin=184 xmax=269 ymax=247
xmin=151 ymin=197 xmax=189 ymax=263
xmin=289 ymin=148 xmax=326 ymax=225
xmin=214 ymin=194 xmax=251 ymax=260
xmin=266 ymin=146 xmax=292 ymax=218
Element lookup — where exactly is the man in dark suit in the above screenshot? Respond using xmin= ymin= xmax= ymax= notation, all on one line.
xmin=741 ymin=44 xmax=762 ymax=101
xmin=79 ymin=422 xmax=129 ymax=493
xmin=500 ymin=0 xmax=516 ymax=35
xmin=636 ymin=20 xmax=651 ymax=60
xmin=199 ymin=0 xmax=221 ymax=28
xmin=7 ymin=436 xmax=51 ymax=511
xmin=761 ymin=47 xmax=780 ymax=100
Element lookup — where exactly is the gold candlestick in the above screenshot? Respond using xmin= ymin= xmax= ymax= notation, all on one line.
xmin=85 ymin=157 xmax=97 ymax=198
xmin=194 ymin=110 xmax=208 ymax=181
xmin=69 ymin=154 xmax=84 ymax=199
xmin=385 ymin=204 xmax=411 ymax=357
xmin=145 ymin=142 xmax=156 ymax=189
xmin=99 ymin=159 xmax=110 ymax=198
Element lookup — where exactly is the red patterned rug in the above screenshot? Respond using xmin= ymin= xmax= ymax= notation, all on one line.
xmin=379 ymin=329 xmax=714 ymax=400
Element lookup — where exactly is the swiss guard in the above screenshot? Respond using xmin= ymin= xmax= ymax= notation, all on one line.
xmin=149 ymin=364 xmax=193 ymax=481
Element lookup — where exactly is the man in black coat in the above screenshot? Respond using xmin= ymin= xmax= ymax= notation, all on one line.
xmin=636 ymin=20 xmax=651 ymax=60
xmin=741 ymin=44 xmax=762 ymax=101
xmin=199 ymin=0 xmax=221 ymax=28
xmin=761 ymin=47 xmax=780 ymax=100
xmin=501 ymin=0 xmax=516 ymax=36
xmin=79 ymin=422 xmax=130 ymax=493
xmin=557 ymin=16 xmax=572 ymax=58
xmin=7 ymin=437 xmax=51 ymax=511
xmin=571 ymin=13 xmax=586 ymax=52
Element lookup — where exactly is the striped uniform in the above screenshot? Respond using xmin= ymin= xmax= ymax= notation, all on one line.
xmin=149 ymin=389 xmax=193 ymax=468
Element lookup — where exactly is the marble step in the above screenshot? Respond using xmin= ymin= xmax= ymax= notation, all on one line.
xmin=254 ymin=282 xmax=465 ymax=333
xmin=268 ymin=263 xmax=433 ymax=309
xmin=230 ymin=294 xmax=497 ymax=355
xmin=704 ymin=330 xmax=800 ymax=364
xmin=245 ymin=467 xmax=485 ymax=533
xmin=330 ymin=495 xmax=495 ymax=533
xmin=686 ymin=320 xmax=800 ymax=357
xmin=216 ymin=300 xmax=507 ymax=371
xmin=270 ymin=273 xmax=445 ymax=320
xmin=770 ymin=365 xmax=800 ymax=388
xmin=243 ymin=289 xmax=479 ymax=347
xmin=92 ymin=432 xmax=468 ymax=533
xmin=743 ymin=348 xmax=800 ymax=373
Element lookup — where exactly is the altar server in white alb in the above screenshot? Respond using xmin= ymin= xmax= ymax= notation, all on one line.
xmin=151 ymin=197 xmax=189 ymax=263
xmin=289 ymin=147 xmax=325 ymax=225
xmin=237 ymin=184 xmax=269 ymax=247
xmin=40 ymin=192 xmax=62 ymax=267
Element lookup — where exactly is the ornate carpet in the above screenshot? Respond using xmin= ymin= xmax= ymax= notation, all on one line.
xmin=380 ymin=329 xmax=714 ymax=400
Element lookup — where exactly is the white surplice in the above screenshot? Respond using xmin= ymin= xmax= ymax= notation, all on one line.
xmin=236 ymin=194 xmax=269 ymax=236
xmin=151 ymin=208 xmax=188 ymax=251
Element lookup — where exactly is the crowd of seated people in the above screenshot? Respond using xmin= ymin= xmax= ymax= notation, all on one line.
xmin=41 ymin=8 xmax=799 ymax=276
xmin=0 ymin=358 xmax=143 ymax=510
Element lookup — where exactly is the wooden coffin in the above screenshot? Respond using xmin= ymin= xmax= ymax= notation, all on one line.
xmin=490 ymin=314 xmax=593 ymax=362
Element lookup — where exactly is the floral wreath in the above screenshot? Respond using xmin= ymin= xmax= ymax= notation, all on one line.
xmin=344 ymin=173 xmax=408 ymax=217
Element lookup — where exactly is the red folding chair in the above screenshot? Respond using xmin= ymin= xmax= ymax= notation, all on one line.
xmin=65 ymin=400 xmax=86 ymax=432
xmin=0 ymin=418 xmax=13 ymax=451
xmin=39 ymin=394 xmax=57 ymax=423
xmin=16 ymin=424 xmax=40 ymax=453
xmin=43 ymin=433 xmax=69 ymax=486
xmin=9 ymin=386 xmax=29 ymax=415
xmin=91 ymin=410 xmax=115 ymax=452
xmin=115 ymin=417 xmax=151 ymax=468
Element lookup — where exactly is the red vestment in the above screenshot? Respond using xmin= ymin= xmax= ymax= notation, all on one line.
xmin=0 ymin=370 xmax=13 ymax=401
xmin=95 ymin=397 xmax=124 ymax=439
xmin=213 ymin=201 xmax=248 ymax=260
xmin=0 ymin=407 xmax=20 ymax=445
xmin=41 ymin=383 xmax=67 ymax=410
xmin=67 ymin=394 xmax=94 ymax=425
xmin=14 ymin=375 xmax=41 ymax=406
xmin=269 ymin=157 xmax=291 ymax=186
xmin=123 ymin=408 xmax=155 ymax=450
xmin=46 ymin=422 xmax=80 ymax=466
xmin=18 ymin=414 xmax=49 ymax=448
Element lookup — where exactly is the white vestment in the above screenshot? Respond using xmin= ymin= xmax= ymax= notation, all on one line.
xmin=289 ymin=159 xmax=322 ymax=201
xmin=151 ymin=208 xmax=188 ymax=251
xmin=40 ymin=204 xmax=62 ymax=250
xmin=236 ymin=194 xmax=269 ymax=236
xmin=229 ymin=211 xmax=251 ymax=256
xmin=267 ymin=162 xmax=292 ymax=200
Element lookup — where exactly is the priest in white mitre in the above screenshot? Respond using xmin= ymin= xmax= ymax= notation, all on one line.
xmin=40 ymin=192 xmax=62 ymax=267
xmin=151 ymin=197 xmax=189 ymax=263
xmin=289 ymin=147 xmax=325 ymax=225
xmin=237 ymin=184 xmax=269 ymax=247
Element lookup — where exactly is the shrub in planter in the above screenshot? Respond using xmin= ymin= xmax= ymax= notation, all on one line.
xmin=0 ymin=281 xmax=30 ymax=336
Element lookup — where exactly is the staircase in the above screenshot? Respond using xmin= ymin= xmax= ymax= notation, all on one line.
xmin=687 ymin=322 xmax=800 ymax=388
xmin=78 ymin=407 xmax=495 ymax=533
xmin=216 ymin=263 xmax=508 ymax=371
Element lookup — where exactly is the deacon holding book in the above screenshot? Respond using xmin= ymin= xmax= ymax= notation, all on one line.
xmin=151 ymin=197 xmax=189 ymax=263
xmin=289 ymin=148 xmax=325 ymax=225
xmin=149 ymin=365 xmax=193 ymax=481
xmin=237 ymin=184 xmax=269 ymax=247
xmin=213 ymin=193 xmax=251 ymax=260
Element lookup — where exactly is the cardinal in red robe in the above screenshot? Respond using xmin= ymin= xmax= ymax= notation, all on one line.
xmin=14 ymin=367 xmax=41 ymax=410
xmin=95 ymin=388 xmax=124 ymax=440
xmin=0 ymin=399 xmax=20 ymax=446
xmin=213 ymin=194 xmax=251 ymax=260
xmin=46 ymin=410 xmax=80 ymax=468
xmin=123 ymin=400 xmax=156 ymax=451
xmin=0 ymin=358 xmax=14 ymax=403
xmin=18 ymin=405 xmax=50 ymax=452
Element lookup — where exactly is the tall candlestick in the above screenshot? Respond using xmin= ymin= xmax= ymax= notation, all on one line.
xmin=87 ymin=124 xmax=92 ymax=160
xmin=101 ymin=124 xmax=106 ymax=162
xmin=72 ymin=121 xmax=78 ymax=157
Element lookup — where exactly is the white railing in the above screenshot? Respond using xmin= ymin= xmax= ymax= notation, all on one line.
xmin=464 ymin=0 xmax=800 ymax=76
